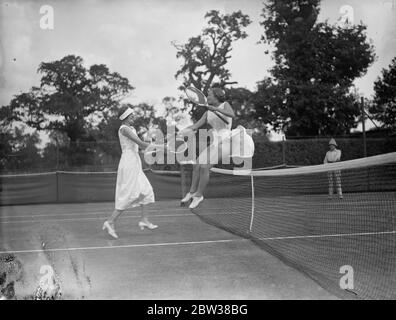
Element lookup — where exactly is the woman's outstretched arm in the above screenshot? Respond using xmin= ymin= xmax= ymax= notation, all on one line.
xmin=180 ymin=111 xmax=208 ymax=133
xmin=207 ymin=102 xmax=235 ymax=118
xmin=120 ymin=126 xmax=150 ymax=149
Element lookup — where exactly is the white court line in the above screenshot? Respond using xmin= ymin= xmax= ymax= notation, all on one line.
xmin=255 ymin=230 xmax=396 ymax=241
xmin=0 ymin=238 xmax=245 ymax=255
xmin=0 ymin=212 xmax=198 ymax=224
xmin=1 ymin=197 xmax=391 ymax=219
xmin=0 ymin=206 xmax=247 ymax=222
xmin=0 ymin=210 xmax=244 ymax=224
xmin=1 ymin=230 xmax=395 ymax=255
xmin=0 ymin=207 xmax=190 ymax=219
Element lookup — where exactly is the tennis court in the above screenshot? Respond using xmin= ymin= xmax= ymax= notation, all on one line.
xmin=0 ymin=200 xmax=335 ymax=300
xmin=1 ymin=152 xmax=395 ymax=300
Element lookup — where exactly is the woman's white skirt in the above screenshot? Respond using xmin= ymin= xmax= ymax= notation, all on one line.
xmin=196 ymin=125 xmax=255 ymax=165
xmin=115 ymin=150 xmax=155 ymax=210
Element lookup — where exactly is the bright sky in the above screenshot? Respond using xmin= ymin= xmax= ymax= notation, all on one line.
xmin=0 ymin=0 xmax=395 ymax=136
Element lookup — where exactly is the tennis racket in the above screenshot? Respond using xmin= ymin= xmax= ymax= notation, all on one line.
xmin=184 ymin=86 xmax=229 ymax=125
xmin=144 ymin=137 xmax=188 ymax=156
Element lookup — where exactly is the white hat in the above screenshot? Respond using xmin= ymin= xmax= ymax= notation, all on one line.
xmin=329 ymin=138 xmax=337 ymax=146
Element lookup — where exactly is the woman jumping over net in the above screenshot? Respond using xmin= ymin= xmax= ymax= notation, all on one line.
xmin=103 ymin=105 xmax=157 ymax=239
xmin=179 ymin=87 xmax=235 ymax=209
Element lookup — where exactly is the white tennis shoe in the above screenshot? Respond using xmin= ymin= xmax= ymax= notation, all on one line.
xmin=102 ymin=221 xmax=118 ymax=239
xmin=181 ymin=192 xmax=194 ymax=204
xmin=138 ymin=221 xmax=158 ymax=230
xmin=189 ymin=196 xmax=204 ymax=209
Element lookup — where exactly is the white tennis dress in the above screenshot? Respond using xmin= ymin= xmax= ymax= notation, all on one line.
xmin=115 ymin=125 xmax=154 ymax=210
xmin=197 ymin=103 xmax=254 ymax=164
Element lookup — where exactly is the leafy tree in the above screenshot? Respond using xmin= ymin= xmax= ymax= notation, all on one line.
xmin=0 ymin=126 xmax=42 ymax=172
xmin=87 ymin=103 xmax=167 ymax=159
xmin=173 ymin=10 xmax=251 ymax=94
xmin=2 ymin=55 xmax=133 ymax=142
xmin=0 ymin=130 xmax=13 ymax=172
xmin=370 ymin=57 xmax=396 ymax=130
xmin=225 ymin=87 xmax=267 ymax=134
xmin=256 ymin=0 xmax=376 ymax=136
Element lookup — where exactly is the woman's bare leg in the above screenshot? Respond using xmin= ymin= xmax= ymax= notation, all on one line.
xmin=140 ymin=204 xmax=149 ymax=223
xmin=108 ymin=209 xmax=124 ymax=226
xmin=194 ymin=164 xmax=212 ymax=197
xmin=189 ymin=164 xmax=201 ymax=194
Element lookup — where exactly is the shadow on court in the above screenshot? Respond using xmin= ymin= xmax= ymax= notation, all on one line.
xmin=0 ymin=200 xmax=337 ymax=299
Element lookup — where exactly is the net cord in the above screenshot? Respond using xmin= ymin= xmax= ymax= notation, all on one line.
xmin=211 ymin=152 xmax=396 ymax=177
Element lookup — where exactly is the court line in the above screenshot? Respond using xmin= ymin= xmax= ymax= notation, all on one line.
xmin=0 ymin=210 xmax=247 ymax=224
xmin=1 ymin=230 xmax=395 ymax=255
xmin=1 ymin=197 xmax=391 ymax=218
xmin=0 ymin=206 xmax=250 ymax=222
xmin=255 ymin=230 xmax=396 ymax=241
xmin=0 ymin=238 xmax=246 ymax=255
xmin=0 ymin=212 xmax=198 ymax=224
xmin=0 ymin=207 xmax=191 ymax=219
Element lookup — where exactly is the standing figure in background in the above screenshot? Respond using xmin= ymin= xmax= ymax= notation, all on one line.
xmin=324 ymin=138 xmax=343 ymax=199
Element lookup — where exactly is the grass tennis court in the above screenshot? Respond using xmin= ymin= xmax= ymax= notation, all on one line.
xmin=1 ymin=153 xmax=395 ymax=300
xmin=0 ymin=200 xmax=336 ymax=300
xmin=193 ymin=193 xmax=396 ymax=300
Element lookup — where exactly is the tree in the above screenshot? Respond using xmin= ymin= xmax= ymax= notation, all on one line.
xmin=2 ymin=55 xmax=133 ymax=143
xmin=0 ymin=126 xmax=42 ymax=172
xmin=370 ymin=57 xmax=396 ymax=130
xmin=0 ymin=129 xmax=14 ymax=172
xmin=225 ymin=87 xmax=267 ymax=134
xmin=256 ymin=0 xmax=376 ymax=136
xmin=87 ymin=103 xmax=167 ymax=159
xmin=173 ymin=10 xmax=251 ymax=94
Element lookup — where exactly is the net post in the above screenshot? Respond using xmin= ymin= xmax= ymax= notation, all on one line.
xmin=282 ymin=137 xmax=286 ymax=165
xmin=248 ymin=174 xmax=255 ymax=234
xmin=361 ymin=97 xmax=369 ymax=191
xmin=361 ymin=97 xmax=367 ymax=158
xmin=56 ymin=141 xmax=59 ymax=170
xmin=56 ymin=171 xmax=59 ymax=203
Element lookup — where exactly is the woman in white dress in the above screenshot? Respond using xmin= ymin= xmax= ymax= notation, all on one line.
xmin=179 ymin=87 xmax=235 ymax=209
xmin=103 ymin=106 xmax=157 ymax=239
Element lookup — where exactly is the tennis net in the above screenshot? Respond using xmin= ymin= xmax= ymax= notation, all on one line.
xmin=191 ymin=152 xmax=396 ymax=299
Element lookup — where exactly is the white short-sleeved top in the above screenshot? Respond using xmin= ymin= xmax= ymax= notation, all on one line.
xmin=324 ymin=149 xmax=341 ymax=163
xmin=119 ymin=125 xmax=138 ymax=153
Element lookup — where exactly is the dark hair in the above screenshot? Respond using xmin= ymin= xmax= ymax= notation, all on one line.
xmin=210 ymin=87 xmax=226 ymax=103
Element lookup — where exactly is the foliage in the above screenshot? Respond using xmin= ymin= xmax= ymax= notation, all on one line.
xmin=370 ymin=57 xmax=396 ymax=130
xmin=0 ymin=126 xmax=42 ymax=172
xmin=2 ymin=55 xmax=133 ymax=142
xmin=255 ymin=0 xmax=376 ymax=136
